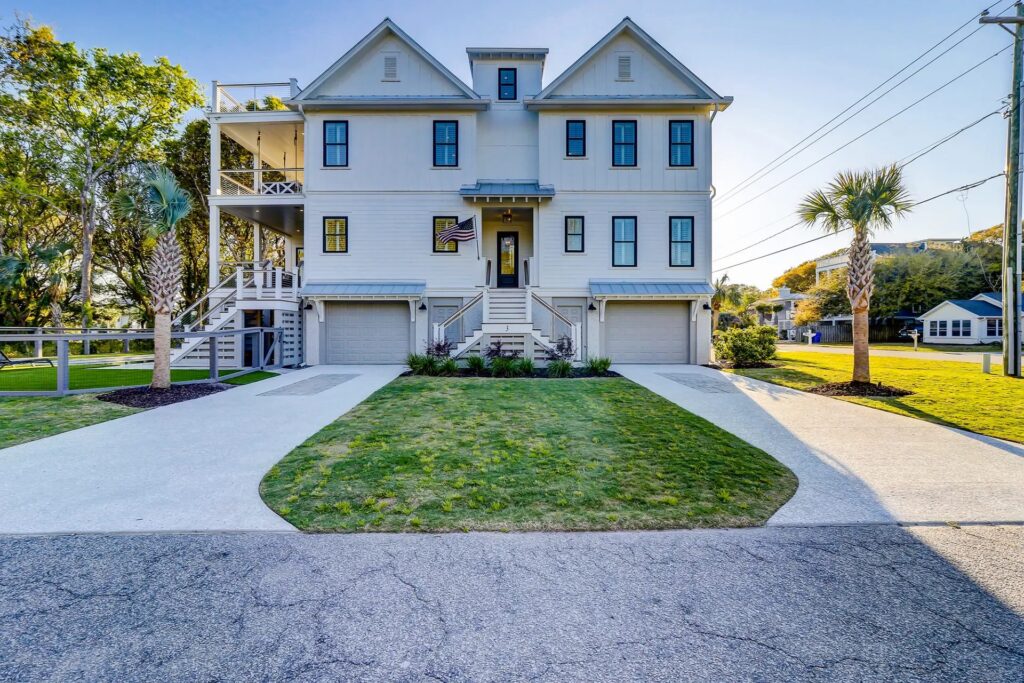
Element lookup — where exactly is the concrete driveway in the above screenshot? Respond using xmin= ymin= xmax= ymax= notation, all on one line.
xmin=0 ymin=365 xmax=403 ymax=534
xmin=617 ymin=365 xmax=1024 ymax=526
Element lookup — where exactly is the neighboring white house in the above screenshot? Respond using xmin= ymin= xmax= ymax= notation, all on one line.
xmin=192 ymin=17 xmax=731 ymax=367
xmin=754 ymin=286 xmax=807 ymax=340
xmin=918 ymin=292 xmax=1023 ymax=345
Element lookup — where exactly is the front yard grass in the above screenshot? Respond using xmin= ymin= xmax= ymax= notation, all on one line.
xmin=730 ymin=351 xmax=1024 ymax=443
xmin=816 ymin=342 xmax=1001 ymax=353
xmin=0 ymin=395 xmax=138 ymax=449
xmin=260 ymin=377 xmax=797 ymax=532
xmin=0 ymin=366 xmax=276 ymax=392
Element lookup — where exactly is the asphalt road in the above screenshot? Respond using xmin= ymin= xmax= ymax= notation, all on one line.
xmin=2 ymin=525 xmax=1023 ymax=682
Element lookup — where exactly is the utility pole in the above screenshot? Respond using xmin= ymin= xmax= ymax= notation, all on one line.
xmin=982 ymin=4 xmax=1024 ymax=378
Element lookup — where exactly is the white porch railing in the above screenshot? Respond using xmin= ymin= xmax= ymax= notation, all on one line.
xmin=531 ymin=292 xmax=581 ymax=361
xmin=213 ymin=81 xmax=297 ymax=113
xmin=433 ymin=290 xmax=484 ymax=346
xmin=219 ymin=169 xmax=304 ymax=196
xmin=174 ymin=264 xmax=301 ymax=333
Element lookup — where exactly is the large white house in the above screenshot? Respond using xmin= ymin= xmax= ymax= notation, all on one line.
xmin=195 ymin=17 xmax=731 ymax=367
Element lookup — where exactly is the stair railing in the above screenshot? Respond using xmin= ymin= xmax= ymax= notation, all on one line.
xmin=433 ymin=291 xmax=484 ymax=346
xmin=531 ymin=292 xmax=581 ymax=361
xmin=173 ymin=270 xmax=238 ymax=331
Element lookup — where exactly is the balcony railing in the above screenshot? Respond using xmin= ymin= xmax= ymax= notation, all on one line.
xmin=219 ymin=169 xmax=304 ymax=196
xmin=212 ymin=81 xmax=297 ymax=113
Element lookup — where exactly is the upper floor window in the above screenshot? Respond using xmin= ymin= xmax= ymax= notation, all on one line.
xmin=323 ymin=121 xmax=348 ymax=167
xmin=612 ymin=121 xmax=637 ymax=167
xmin=669 ymin=120 xmax=694 ymax=167
xmin=498 ymin=68 xmax=517 ymax=100
xmin=433 ymin=121 xmax=458 ymax=167
xmin=565 ymin=216 xmax=584 ymax=252
xmin=566 ymin=120 xmax=586 ymax=157
xmin=433 ymin=216 xmax=458 ymax=253
xmin=323 ymin=217 xmax=348 ymax=253
xmin=669 ymin=216 xmax=694 ymax=267
xmin=612 ymin=216 xmax=636 ymax=266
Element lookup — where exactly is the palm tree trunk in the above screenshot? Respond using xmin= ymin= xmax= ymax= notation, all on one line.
xmin=846 ymin=226 xmax=874 ymax=384
xmin=712 ymin=307 xmax=720 ymax=332
xmin=152 ymin=312 xmax=171 ymax=389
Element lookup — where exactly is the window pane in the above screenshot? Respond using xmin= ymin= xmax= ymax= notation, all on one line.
xmin=613 ymin=122 xmax=635 ymax=143
xmin=500 ymin=69 xmax=516 ymax=84
xmin=434 ymin=145 xmax=456 ymax=166
xmin=671 ymin=243 xmax=692 ymax=267
xmin=567 ymin=234 xmax=582 ymax=252
xmin=567 ymin=138 xmax=584 ymax=156
xmin=566 ymin=217 xmax=582 ymax=235
xmin=613 ymin=218 xmax=635 ymax=241
xmin=567 ymin=121 xmax=584 ymax=139
xmin=434 ymin=122 xmax=456 ymax=143
xmin=434 ymin=217 xmax=457 ymax=252
xmin=670 ymin=121 xmax=692 ymax=144
xmin=325 ymin=146 xmax=347 ymax=166
xmin=325 ymin=122 xmax=347 ymax=144
xmin=963 ymin=320 xmax=971 ymax=335
xmin=499 ymin=85 xmax=515 ymax=99
xmin=613 ymin=243 xmax=635 ymax=266
xmin=671 ymin=218 xmax=692 ymax=241
xmin=670 ymin=145 xmax=692 ymax=166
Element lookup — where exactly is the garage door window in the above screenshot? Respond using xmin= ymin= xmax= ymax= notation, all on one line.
xmin=612 ymin=216 xmax=636 ymax=267
xmin=324 ymin=217 xmax=348 ymax=253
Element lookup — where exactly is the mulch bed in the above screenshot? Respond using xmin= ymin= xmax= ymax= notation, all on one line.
xmin=399 ymin=369 xmax=621 ymax=379
xmin=807 ymin=381 xmax=912 ymax=398
xmin=98 ymin=383 xmax=232 ymax=408
xmin=704 ymin=361 xmax=779 ymax=370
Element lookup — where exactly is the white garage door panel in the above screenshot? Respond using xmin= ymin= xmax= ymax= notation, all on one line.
xmin=325 ymin=302 xmax=410 ymax=364
xmin=605 ymin=301 xmax=689 ymax=363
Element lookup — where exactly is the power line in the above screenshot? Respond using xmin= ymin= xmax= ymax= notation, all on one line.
xmin=712 ymin=173 xmax=1005 ymax=273
xmin=713 ymin=108 xmax=1002 ymax=262
xmin=714 ymin=0 xmax=1008 ymax=205
xmin=715 ymin=44 xmax=1013 ymax=221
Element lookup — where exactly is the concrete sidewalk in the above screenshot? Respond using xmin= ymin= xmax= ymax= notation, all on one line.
xmin=0 ymin=365 xmax=403 ymax=534
xmin=617 ymin=365 xmax=1024 ymax=526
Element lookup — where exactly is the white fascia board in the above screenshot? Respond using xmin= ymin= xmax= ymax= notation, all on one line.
xmin=299 ymin=97 xmax=491 ymax=111
xmin=525 ymin=97 xmax=731 ymax=111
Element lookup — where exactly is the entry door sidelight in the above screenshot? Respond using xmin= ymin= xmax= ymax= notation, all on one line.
xmin=496 ymin=232 xmax=519 ymax=288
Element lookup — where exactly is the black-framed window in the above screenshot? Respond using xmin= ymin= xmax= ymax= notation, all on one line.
xmin=323 ymin=121 xmax=348 ymax=167
xmin=565 ymin=216 xmax=584 ymax=252
xmin=566 ymin=120 xmax=586 ymax=157
xmin=498 ymin=68 xmax=517 ymax=100
xmin=433 ymin=121 xmax=458 ymax=166
xmin=612 ymin=216 xmax=637 ymax=266
xmin=323 ymin=217 xmax=348 ymax=253
xmin=612 ymin=120 xmax=637 ymax=167
xmin=433 ymin=216 xmax=458 ymax=253
xmin=987 ymin=318 xmax=1002 ymax=336
xmin=669 ymin=216 xmax=694 ymax=267
xmin=951 ymin=320 xmax=972 ymax=337
xmin=669 ymin=120 xmax=694 ymax=167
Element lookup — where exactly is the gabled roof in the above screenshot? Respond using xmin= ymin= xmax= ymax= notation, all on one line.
xmin=293 ymin=18 xmax=480 ymax=104
xmin=919 ymin=299 xmax=1001 ymax=319
xmin=974 ymin=291 xmax=1002 ymax=305
xmin=530 ymin=17 xmax=731 ymax=108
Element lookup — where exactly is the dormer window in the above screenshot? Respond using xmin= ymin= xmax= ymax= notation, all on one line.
xmin=382 ymin=53 xmax=399 ymax=81
xmin=616 ymin=54 xmax=632 ymax=81
xmin=498 ymin=68 xmax=517 ymax=100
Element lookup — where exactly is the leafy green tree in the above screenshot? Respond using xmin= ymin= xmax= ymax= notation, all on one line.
xmin=771 ymin=260 xmax=817 ymax=293
xmin=0 ymin=20 xmax=202 ymax=331
xmin=799 ymin=165 xmax=912 ymax=384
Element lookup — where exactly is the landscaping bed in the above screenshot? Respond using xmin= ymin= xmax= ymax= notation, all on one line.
xmin=98 ymin=382 xmax=230 ymax=408
xmin=260 ymin=376 xmax=797 ymax=533
xmin=807 ymin=381 xmax=911 ymax=398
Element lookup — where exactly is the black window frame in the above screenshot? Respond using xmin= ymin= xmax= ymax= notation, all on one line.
xmin=498 ymin=68 xmax=517 ymax=101
xmin=611 ymin=216 xmax=637 ymax=267
xmin=669 ymin=120 xmax=695 ymax=168
xmin=433 ymin=120 xmax=459 ymax=167
xmin=612 ymin=120 xmax=637 ymax=167
xmin=323 ymin=121 xmax=349 ymax=168
xmin=564 ymin=216 xmax=585 ymax=253
xmin=937 ymin=320 xmax=947 ymax=337
xmin=987 ymin=318 xmax=1002 ymax=336
xmin=566 ymin=120 xmax=586 ymax=157
xmin=432 ymin=215 xmax=459 ymax=253
xmin=669 ymin=216 xmax=695 ymax=267
xmin=323 ymin=216 xmax=348 ymax=253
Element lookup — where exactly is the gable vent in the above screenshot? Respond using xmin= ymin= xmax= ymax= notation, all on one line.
xmin=383 ymin=55 xmax=398 ymax=81
xmin=617 ymin=55 xmax=632 ymax=80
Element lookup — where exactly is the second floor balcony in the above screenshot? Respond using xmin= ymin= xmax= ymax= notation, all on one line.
xmin=219 ymin=168 xmax=304 ymax=197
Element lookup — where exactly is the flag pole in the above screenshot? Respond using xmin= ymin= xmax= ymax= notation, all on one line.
xmin=475 ymin=214 xmax=481 ymax=260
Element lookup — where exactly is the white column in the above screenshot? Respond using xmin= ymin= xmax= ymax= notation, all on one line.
xmin=253 ymin=221 xmax=261 ymax=265
xmin=209 ymin=206 xmax=220 ymax=287
xmin=209 ymin=120 xmax=220 ymax=196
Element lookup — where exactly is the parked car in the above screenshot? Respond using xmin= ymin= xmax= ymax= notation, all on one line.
xmin=897 ymin=323 xmax=923 ymax=339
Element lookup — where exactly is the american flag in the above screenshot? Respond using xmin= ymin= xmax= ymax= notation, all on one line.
xmin=437 ymin=217 xmax=476 ymax=244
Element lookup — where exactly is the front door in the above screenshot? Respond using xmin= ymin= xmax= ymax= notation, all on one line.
xmin=496 ymin=232 xmax=519 ymax=288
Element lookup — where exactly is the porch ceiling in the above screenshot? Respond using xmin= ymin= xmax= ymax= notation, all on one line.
xmin=220 ymin=203 xmax=304 ymax=236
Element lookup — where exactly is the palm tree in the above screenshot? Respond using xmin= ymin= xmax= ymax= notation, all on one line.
xmin=711 ymin=274 xmax=741 ymax=331
xmin=114 ymin=165 xmax=192 ymax=389
xmin=798 ymin=165 xmax=911 ymax=383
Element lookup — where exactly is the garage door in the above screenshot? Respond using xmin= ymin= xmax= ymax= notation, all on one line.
xmin=604 ymin=301 xmax=689 ymax=363
xmin=325 ymin=302 xmax=410 ymax=364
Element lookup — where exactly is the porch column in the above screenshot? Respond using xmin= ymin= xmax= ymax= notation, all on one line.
xmin=209 ymin=206 xmax=221 ymax=287
xmin=253 ymin=221 xmax=261 ymax=265
xmin=209 ymin=120 xmax=220 ymax=196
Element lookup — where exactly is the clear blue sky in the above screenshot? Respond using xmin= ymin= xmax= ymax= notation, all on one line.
xmin=2 ymin=0 xmax=1014 ymax=287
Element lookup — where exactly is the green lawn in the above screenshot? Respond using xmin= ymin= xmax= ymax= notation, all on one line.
xmin=260 ymin=377 xmax=797 ymax=533
xmin=0 ymin=395 xmax=139 ymax=449
xmin=0 ymin=365 xmax=276 ymax=392
xmin=816 ymin=342 xmax=1001 ymax=353
xmin=0 ymin=369 xmax=276 ymax=449
xmin=730 ymin=350 xmax=1024 ymax=443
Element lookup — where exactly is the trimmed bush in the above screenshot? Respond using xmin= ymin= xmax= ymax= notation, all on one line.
xmin=466 ymin=355 xmax=486 ymax=375
xmin=490 ymin=356 xmax=518 ymax=378
xmin=547 ymin=359 xmax=573 ymax=378
xmin=406 ymin=354 xmax=440 ymax=376
xmin=585 ymin=357 xmax=612 ymax=376
xmin=515 ymin=358 xmax=535 ymax=376
xmin=713 ymin=325 xmax=777 ymax=367
xmin=438 ymin=357 xmax=459 ymax=376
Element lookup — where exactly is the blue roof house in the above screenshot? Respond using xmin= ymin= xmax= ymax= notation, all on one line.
xmin=918 ymin=292 xmax=1023 ymax=345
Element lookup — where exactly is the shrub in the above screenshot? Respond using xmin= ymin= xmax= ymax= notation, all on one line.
xmin=585 ymin=357 xmax=612 ymax=376
xmin=406 ymin=354 xmax=440 ymax=376
xmin=490 ymin=356 xmax=519 ymax=378
xmin=485 ymin=339 xmax=521 ymax=360
xmin=515 ymin=358 xmax=535 ymax=376
xmin=438 ymin=357 xmax=459 ymax=376
xmin=427 ymin=338 xmax=456 ymax=358
xmin=713 ymin=325 xmax=777 ymax=367
xmin=547 ymin=359 xmax=573 ymax=378
xmin=545 ymin=336 xmax=575 ymax=362
xmin=466 ymin=354 xmax=486 ymax=375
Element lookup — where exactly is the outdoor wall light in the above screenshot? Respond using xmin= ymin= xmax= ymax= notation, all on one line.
xmin=588 ymin=302 xmax=597 ymax=311
xmin=702 ymin=303 xmax=712 ymax=310
xmin=303 ymin=303 xmax=313 ymax=310
xmin=418 ymin=303 xmax=427 ymax=310
xmin=502 ymin=209 xmax=513 ymax=223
